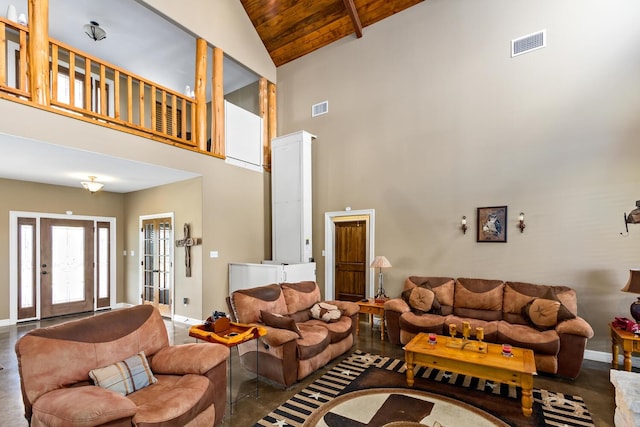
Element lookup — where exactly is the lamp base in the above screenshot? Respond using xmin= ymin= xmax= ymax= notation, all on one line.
xmin=374 ymin=287 xmax=388 ymax=304
xmin=631 ymin=298 xmax=640 ymax=322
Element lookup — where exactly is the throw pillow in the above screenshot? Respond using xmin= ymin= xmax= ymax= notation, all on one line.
xmin=522 ymin=289 xmax=576 ymax=330
xmin=402 ymin=281 xmax=441 ymax=315
xmin=260 ymin=310 xmax=303 ymax=338
xmin=89 ymin=351 xmax=157 ymax=396
xmin=310 ymin=302 xmax=342 ymax=323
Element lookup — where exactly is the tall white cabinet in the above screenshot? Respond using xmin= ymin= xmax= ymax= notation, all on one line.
xmin=271 ymin=131 xmax=316 ymax=264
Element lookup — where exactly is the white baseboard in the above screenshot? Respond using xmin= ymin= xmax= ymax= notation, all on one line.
xmin=172 ymin=315 xmax=203 ymax=325
xmin=584 ymin=349 xmax=640 ymax=367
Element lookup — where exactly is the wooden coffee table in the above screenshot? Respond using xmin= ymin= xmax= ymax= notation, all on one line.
xmin=404 ymin=333 xmax=537 ymax=417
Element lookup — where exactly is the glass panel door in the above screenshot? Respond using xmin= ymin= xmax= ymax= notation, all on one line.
xmin=141 ymin=217 xmax=172 ymax=317
xmin=40 ymin=218 xmax=94 ymax=318
xmin=17 ymin=218 xmax=36 ymax=319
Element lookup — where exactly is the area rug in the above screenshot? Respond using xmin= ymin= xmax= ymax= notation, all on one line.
xmin=253 ymin=350 xmax=595 ymax=427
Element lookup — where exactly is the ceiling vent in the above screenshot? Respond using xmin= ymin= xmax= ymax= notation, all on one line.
xmin=312 ymin=101 xmax=329 ymax=117
xmin=511 ymin=30 xmax=546 ymax=57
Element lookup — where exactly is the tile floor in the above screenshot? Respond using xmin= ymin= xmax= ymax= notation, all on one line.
xmin=0 ymin=313 xmax=616 ymax=426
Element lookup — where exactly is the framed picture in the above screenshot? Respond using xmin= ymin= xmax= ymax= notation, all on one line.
xmin=477 ymin=206 xmax=507 ymax=243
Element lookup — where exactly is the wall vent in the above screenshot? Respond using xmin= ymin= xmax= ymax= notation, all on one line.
xmin=311 ymin=101 xmax=329 ymax=117
xmin=511 ymin=30 xmax=546 ymax=57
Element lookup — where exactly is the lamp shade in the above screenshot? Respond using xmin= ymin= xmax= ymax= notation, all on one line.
xmin=370 ymin=256 xmax=392 ymax=269
xmin=622 ymin=269 xmax=640 ymax=294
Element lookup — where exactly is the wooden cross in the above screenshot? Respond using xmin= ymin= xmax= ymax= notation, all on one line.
xmin=176 ymin=223 xmax=201 ymax=277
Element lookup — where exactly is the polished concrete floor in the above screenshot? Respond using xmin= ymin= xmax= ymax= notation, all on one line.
xmin=0 ymin=313 xmax=616 ymax=426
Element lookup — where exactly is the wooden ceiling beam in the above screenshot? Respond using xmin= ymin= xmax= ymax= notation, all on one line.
xmin=342 ymin=0 xmax=363 ymax=38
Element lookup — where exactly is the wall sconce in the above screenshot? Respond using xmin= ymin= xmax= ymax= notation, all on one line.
xmin=518 ymin=212 xmax=526 ymax=233
xmin=461 ymin=216 xmax=467 ymax=234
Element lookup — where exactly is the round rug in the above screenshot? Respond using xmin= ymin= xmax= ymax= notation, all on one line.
xmin=302 ymin=387 xmax=510 ymax=427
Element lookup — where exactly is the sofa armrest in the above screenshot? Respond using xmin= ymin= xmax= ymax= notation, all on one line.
xmin=326 ymin=300 xmax=360 ymax=317
xmin=32 ymin=386 xmax=136 ymax=426
xmin=151 ymin=343 xmax=230 ymax=375
xmin=384 ymin=298 xmax=410 ymax=314
xmin=261 ymin=325 xmax=300 ymax=347
xmin=555 ymin=316 xmax=594 ymax=339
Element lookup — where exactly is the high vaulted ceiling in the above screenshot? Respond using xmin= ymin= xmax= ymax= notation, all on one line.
xmin=241 ymin=0 xmax=425 ymax=67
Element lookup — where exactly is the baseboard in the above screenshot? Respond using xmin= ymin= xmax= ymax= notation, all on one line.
xmin=172 ymin=315 xmax=203 ymax=325
xmin=584 ymin=349 xmax=640 ymax=367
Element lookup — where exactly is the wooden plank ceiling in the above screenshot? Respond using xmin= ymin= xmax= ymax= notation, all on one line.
xmin=241 ymin=0 xmax=425 ymax=67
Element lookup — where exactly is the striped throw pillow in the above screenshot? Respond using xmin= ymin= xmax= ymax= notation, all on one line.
xmin=89 ymin=351 xmax=157 ymax=396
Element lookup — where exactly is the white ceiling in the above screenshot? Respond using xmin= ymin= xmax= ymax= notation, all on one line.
xmin=0 ymin=0 xmax=260 ymax=193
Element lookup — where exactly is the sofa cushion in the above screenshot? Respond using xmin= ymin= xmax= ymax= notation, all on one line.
xmin=406 ymin=277 xmax=455 ymax=314
xmin=31 ymin=386 xmax=137 ymax=426
xmin=522 ymin=289 xmax=575 ymax=331
xmin=503 ymin=282 xmax=578 ymax=325
xmin=496 ymin=321 xmax=560 ymax=355
xmin=453 ymin=278 xmax=504 ymax=321
xmin=261 ymin=310 xmax=303 ymax=338
xmin=128 ymin=374 xmax=213 ymax=426
xmin=305 ymin=316 xmax=353 ymax=343
xmin=296 ymin=324 xmax=331 ymax=360
xmin=89 ymin=351 xmax=157 ymax=396
xmin=402 ymin=281 xmax=441 ymax=315
xmin=231 ymin=284 xmax=289 ymax=323
xmin=399 ymin=312 xmax=446 ymax=335
xmin=282 ymin=281 xmax=321 ymax=313
xmin=310 ymin=302 xmax=342 ymax=323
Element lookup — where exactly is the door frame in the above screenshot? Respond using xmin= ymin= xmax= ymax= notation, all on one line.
xmin=9 ymin=211 xmax=117 ymax=324
xmin=324 ymin=209 xmax=375 ymax=301
xmin=138 ymin=212 xmax=175 ymax=318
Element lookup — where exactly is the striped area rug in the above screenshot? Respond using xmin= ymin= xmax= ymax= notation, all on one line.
xmin=253 ymin=350 xmax=595 ymax=427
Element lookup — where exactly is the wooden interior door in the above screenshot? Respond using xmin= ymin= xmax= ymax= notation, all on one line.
xmin=40 ymin=218 xmax=94 ymax=318
xmin=334 ymin=220 xmax=367 ymax=301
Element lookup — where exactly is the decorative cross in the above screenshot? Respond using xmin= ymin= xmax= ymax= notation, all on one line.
xmin=175 ymin=223 xmax=201 ymax=277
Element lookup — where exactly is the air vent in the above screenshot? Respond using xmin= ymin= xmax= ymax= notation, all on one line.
xmin=311 ymin=101 xmax=329 ymax=117
xmin=511 ymin=30 xmax=546 ymax=57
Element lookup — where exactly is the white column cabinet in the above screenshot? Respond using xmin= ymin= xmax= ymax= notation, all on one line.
xmin=271 ymin=131 xmax=315 ymax=263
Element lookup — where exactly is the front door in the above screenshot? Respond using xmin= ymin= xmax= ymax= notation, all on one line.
xmin=334 ymin=220 xmax=367 ymax=301
xmin=141 ymin=217 xmax=172 ymax=317
xmin=40 ymin=218 xmax=95 ymax=318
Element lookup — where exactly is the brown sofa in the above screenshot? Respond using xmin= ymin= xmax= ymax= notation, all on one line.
xmin=228 ymin=281 xmax=359 ymax=387
xmin=384 ymin=276 xmax=594 ymax=379
xmin=15 ymin=305 xmax=229 ymax=427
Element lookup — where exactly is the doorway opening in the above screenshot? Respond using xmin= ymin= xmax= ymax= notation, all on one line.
xmin=324 ymin=209 xmax=375 ymax=301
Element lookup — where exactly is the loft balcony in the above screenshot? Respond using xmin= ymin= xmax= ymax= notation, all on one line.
xmin=0 ymin=1 xmax=276 ymax=171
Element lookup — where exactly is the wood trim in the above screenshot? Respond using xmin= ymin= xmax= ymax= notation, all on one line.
xmin=211 ymin=46 xmax=225 ymax=156
xmin=259 ymin=77 xmax=269 ymax=169
xmin=194 ymin=38 xmax=207 ymax=150
xmin=28 ymin=0 xmax=50 ymax=105
xmin=342 ymin=0 xmax=363 ymax=38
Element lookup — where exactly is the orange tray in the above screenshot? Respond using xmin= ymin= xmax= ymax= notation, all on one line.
xmin=189 ymin=321 xmax=266 ymax=347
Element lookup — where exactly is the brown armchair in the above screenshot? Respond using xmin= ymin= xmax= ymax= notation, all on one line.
xmin=15 ymin=305 xmax=229 ymax=426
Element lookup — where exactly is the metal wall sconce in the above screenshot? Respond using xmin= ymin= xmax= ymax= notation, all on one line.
xmin=461 ymin=216 xmax=467 ymax=234
xmin=518 ymin=212 xmax=526 ymax=233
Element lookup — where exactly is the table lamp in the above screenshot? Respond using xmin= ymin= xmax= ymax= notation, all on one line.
xmin=621 ymin=269 xmax=640 ymax=321
xmin=371 ymin=255 xmax=392 ymax=303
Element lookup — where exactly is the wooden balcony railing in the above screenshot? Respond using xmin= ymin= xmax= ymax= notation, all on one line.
xmin=0 ymin=13 xmax=278 ymax=167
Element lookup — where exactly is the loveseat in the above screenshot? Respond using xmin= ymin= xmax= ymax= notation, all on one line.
xmin=15 ymin=305 xmax=230 ymax=427
xmin=228 ymin=281 xmax=359 ymax=387
xmin=385 ymin=276 xmax=594 ymax=379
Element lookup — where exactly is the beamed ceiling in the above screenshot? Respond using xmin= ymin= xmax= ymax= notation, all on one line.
xmin=241 ymin=0 xmax=425 ymax=67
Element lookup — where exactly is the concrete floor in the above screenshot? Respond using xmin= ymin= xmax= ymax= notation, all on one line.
xmin=0 ymin=313 xmax=616 ymax=426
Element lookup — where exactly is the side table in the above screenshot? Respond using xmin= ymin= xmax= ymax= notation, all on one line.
xmin=189 ymin=319 xmax=267 ymax=414
xmin=356 ymin=299 xmax=386 ymax=341
xmin=610 ymin=322 xmax=640 ymax=371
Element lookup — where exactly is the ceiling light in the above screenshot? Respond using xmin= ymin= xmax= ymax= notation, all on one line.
xmin=81 ymin=176 xmax=104 ymax=194
xmin=84 ymin=21 xmax=106 ymax=41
